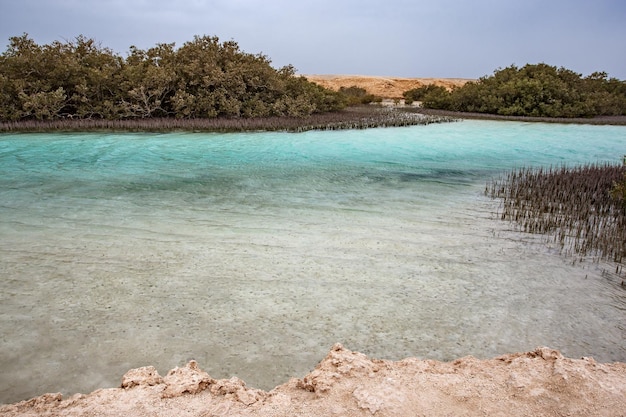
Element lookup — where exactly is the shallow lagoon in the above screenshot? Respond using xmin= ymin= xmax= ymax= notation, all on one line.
xmin=1 ymin=120 xmax=625 ymax=403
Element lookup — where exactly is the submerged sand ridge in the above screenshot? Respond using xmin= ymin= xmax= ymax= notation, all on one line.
xmin=2 ymin=344 xmax=625 ymax=416
xmin=304 ymin=74 xmax=472 ymax=100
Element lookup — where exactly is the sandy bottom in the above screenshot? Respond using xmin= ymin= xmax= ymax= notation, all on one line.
xmin=2 ymin=344 xmax=624 ymax=416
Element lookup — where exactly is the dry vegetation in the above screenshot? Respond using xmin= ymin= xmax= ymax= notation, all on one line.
xmin=487 ymin=163 xmax=626 ymax=281
xmin=0 ymin=106 xmax=456 ymax=133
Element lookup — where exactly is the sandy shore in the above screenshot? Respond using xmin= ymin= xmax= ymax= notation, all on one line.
xmin=304 ymin=74 xmax=472 ymax=100
xmin=2 ymin=344 xmax=625 ymax=416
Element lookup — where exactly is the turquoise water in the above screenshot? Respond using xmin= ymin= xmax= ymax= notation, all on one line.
xmin=1 ymin=120 xmax=625 ymax=403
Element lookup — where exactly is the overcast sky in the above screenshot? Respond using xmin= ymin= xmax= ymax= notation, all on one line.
xmin=1 ymin=0 xmax=624 ymax=79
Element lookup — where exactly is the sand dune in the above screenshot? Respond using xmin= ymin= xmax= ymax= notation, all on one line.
xmin=304 ymin=74 xmax=472 ymax=100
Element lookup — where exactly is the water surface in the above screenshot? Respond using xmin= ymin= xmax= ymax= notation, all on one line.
xmin=1 ymin=120 xmax=625 ymax=403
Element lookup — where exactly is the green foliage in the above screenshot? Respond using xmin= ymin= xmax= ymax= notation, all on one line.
xmin=0 ymin=34 xmax=346 ymax=121
xmin=403 ymin=84 xmax=446 ymax=104
xmin=414 ymin=63 xmax=626 ymax=117
xmin=337 ymin=86 xmax=381 ymax=106
xmin=0 ymin=34 xmax=127 ymax=120
xmin=403 ymin=84 xmax=452 ymax=108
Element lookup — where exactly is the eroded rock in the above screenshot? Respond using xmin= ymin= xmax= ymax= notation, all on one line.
xmin=121 ymin=365 xmax=164 ymax=389
xmin=211 ymin=376 xmax=266 ymax=405
xmin=161 ymin=360 xmax=215 ymax=398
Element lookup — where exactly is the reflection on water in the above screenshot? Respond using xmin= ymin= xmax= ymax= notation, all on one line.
xmin=1 ymin=121 xmax=625 ymax=403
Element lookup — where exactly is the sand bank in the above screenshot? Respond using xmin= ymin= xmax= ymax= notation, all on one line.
xmin=2 ymin=344 xmax=625 ymax=416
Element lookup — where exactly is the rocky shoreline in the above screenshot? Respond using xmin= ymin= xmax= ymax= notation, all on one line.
xmin=2 ymin=344 xmax=625 ymax=416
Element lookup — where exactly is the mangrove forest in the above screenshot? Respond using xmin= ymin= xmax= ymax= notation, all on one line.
xmin=0 ymin=33 xmax=352 ymax=122
xmin=405 ymin=63 xmax=626 ymax=118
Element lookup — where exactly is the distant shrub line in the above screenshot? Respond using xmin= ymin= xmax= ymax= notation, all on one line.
xmin=3 ymin=33 xmax=624 ymax=127
xmin=405 ymin=63 xmax=626 ymax=118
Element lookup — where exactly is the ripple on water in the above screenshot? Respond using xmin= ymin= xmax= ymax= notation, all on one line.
xmin=1 ymin=121 xmax=625 ymax=403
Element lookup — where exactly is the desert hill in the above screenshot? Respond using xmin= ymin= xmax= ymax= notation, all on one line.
xmin=304 ymin=74 xmax=473 ymax=100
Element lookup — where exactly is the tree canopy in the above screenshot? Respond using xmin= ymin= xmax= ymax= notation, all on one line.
xmin=0 ymin=34 xmax=347 ymax=121
xmin=404 ymin=63 xmax=626 ymax=118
